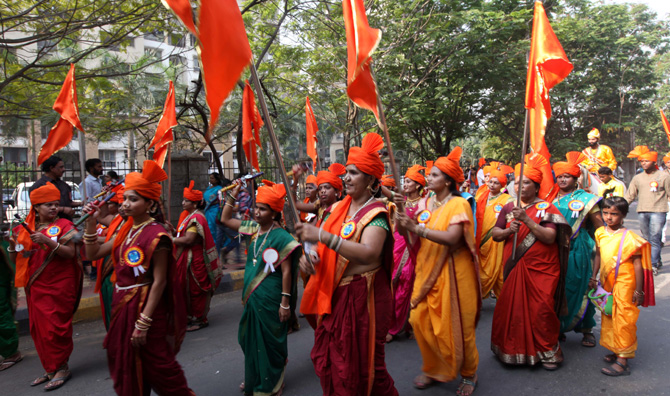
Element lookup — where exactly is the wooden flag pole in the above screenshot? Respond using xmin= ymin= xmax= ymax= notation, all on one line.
xmin=78 ymin=130 xmax=88 ymax=203
xmin=166 ymin=143 xmax=172 ymax=223
xmin=512 ymin=109 xmax=530 ymax=260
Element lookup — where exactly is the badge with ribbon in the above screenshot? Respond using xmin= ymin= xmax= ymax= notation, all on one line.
xmin=47 ymin=226 xmax=61 ymax=237
xmin=262 ymin=248 xmax=279 ymax=274
xmin=568 ymin=200 xmax=585 ymax=218
xmin=535 ymin=202 xmax=550 ymax=218
xmin=494 ymin=204 xmax=503 ymax=218
xmin=124 ymin=247 xmax=146 ymax=277
xmin=341 ymin=221 xmax=356 ymax=239
xmin=417 ymin=210 xmax=431 ymax=224
xmin=650 ymin=181 xmax=658 ymax=192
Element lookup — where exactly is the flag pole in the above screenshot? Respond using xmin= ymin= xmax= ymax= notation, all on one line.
xmin=512 ymin=109 xmax=530 ymax=260
xmin=78 ymin=130 xmax=88 ymax=203
xmin=166 ymin=143 xmax=172 ymax=223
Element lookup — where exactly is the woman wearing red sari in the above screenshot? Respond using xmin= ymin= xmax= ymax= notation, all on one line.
xmin=491 ymin=154 xmax=570 ymax=370
xmin=84 ymin=160 xmax=193 ymax=396
xmin=8 ymin=183 xmax=81 ymax=391
xmin=174 ymin=180 xmax=222 ymax=332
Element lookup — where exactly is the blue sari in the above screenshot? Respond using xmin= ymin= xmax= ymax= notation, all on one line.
xmin=553 ymin=189 xmax=601 ymax=333
xmin=203 ymin=185 xmax=223 ymax=251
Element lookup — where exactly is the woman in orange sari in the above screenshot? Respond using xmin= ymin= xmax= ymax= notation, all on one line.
xmin=396 ymin=147 xmax=480 ymax=396
xmin=8 ymin=183 xmax=80 ymax=391
xmin=590 ymin=197 xmax=655 ymax=376
xmin=298 ymin=133 xmax=398 ymax=396
xmin=490 ymin=154 xmax=570 ymax=371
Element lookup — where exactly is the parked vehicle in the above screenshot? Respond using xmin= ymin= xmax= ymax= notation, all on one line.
xmin=4 ymin=181 xmax=82 ymax=221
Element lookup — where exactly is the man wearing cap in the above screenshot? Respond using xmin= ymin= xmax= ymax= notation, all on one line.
xmin=625 ymin=146 xmax=670 ymax=275
xmin=582 ymin=128 xmax=618 ymax=174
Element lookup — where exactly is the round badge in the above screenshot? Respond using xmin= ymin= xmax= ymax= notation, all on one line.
xmin=568 ymin=200 xmax=585 ymax=212
xmin=124 ymin=247 xmax=145 ymax=268
xmin=47 ymin=226 xmax=61 ymax=237
xmin=178 ymin=222 xmax=186 ymax=232
xmin=417 ymin=210 xmax=431 ymax=224
xmin=535 ymin=202 xmax=550 ymax=211
xmin=494 ymin=204 xmax=503 ymax=213
xmin=15 ymin=244 xmax=24 ymax=252
xmin=651 ymin=181 xmax=659 ymax=188
xmin=341 ymin=221 xmax=356 ymax=239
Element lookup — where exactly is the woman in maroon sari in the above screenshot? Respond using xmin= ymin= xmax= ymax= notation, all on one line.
xmin=9 ymin=183 xmax=81 ymax=391
xmin=84 ymin=160 xmax=193 ymax=396
xmin=490 ymin=154 xmax=570 ymax=371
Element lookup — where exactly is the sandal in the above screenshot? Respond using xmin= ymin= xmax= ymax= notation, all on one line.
xmin=31 ymin=374 xmax=51 ymax=387
xmin=603 ymin=354 xmax=617 ymax=363
xmin=542 ymin=362 xmax=560 ymax=371
xmin=0 ymin=352 xmax=22 ymax=371
xmin=413 ymin=374 xmax=435 ymax=390
xmin=44 ymin=370 xmax=71 ymax=391
xmin=240 ymin=382 xmax=245 ymax=392
xmin=187 ymin=322 xmax=209 ymax=332
xmin=581 ymin=333 xmax=597 ymax=348
xmin=456 ymin=375 xmax=477 ymax=396
xmin=601 ymin=360 xmax=631 ymax=376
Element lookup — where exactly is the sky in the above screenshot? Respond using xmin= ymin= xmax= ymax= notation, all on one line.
xmin=606 ymin=0 xmax=670 ymax=20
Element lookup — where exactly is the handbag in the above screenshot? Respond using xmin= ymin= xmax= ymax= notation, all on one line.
xmin=588 ymin=230 xmax=627 ymax=316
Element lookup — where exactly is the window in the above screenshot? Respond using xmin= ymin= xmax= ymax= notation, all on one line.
xmin=41 ymin=121 xmax=51 ymax=139
xmin=144 ymin=31 xmax=164 ymax=42
xmin=169 ymin=55 xmax=186 ymax=67
xmin=99 ymin=150 xmax=116 ymax=168
xmin=2 ymin=147 xmax=28 ymax=163
xmin=144 ymin=48 xmax=163 ymax=62
xmin=192 ymin=56 xmax=200 ymax=73
xmin=170 ymin=33 xmax=185 ymax=47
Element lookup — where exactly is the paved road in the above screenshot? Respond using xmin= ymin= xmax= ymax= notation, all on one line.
xmin=3 ymin=210 xmax=670 ymax=395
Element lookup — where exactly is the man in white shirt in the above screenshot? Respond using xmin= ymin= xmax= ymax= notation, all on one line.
xmin=79 ymin=158 xmax=103 ymax=202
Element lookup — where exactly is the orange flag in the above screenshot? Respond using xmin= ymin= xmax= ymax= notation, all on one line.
xmin=149 ymin=81 xmax=178 ymax=168
xmin=305 ymin=96 xmax=319 ymax=171
xmin=661 ymin=109 xmax=670 ymax=145
xmin=343 ymin=0 xmax=382 ymax=126
xmin=198 ymin=0 xmax=252 ymax=143
xmin=161 ymin=0 xmax=196 ymax=35
xmin=242 ymin=81 xmax=264 ymax=171
xmin=525 ymin=1 xmax=573 ymax=200
xmin=38 ymin=64 xmax=85 ymax=165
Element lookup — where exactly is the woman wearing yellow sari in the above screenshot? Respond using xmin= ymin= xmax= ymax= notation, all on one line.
xmin=397 ymin=147 xmax=480 ymax=396
xmin=590 ymin=197 xmax=655 ymax=376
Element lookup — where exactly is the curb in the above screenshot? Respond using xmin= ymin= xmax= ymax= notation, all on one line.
xmin=16 ymin=269 xmax=245 ymax=336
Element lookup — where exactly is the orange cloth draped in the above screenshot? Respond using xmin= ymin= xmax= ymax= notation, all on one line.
xmin=242 ymin=80 xmax=264 ymax=171
xmin=409 ymin=196 xmax=481 ymax=381
xmin=552 ymin=151 xmax=587 ymax=178
xmin=183 ymin=180 xmax=203 ymax=202
xmin=662 ymin=109 xmax=670 ymax=145
xmin=628 ymin=145 xmax=658 ymax=162
xmin=316 ymin=163 xmax=346 ymax=191
xmin=434 ymin=147 xmax=465 ymax=184
xmin=381 ymin=174 xmax=396 ymax=187
xmin=346 ymin=133 xmax=385 ymax=179
xmin=595 ymin=228 xmax=654 ymax=358
xmin=94 ymin=215 xmax=125 ymax=293
xmin=148 ymin=81 xmax=177 ymax=168
xmin=476 ymin=193 xmax=513 ymax=298
xmin=404 ymin=164 xmax=426 ymax=186
xmin=256 ymin=180 xmax=286 ymax=213
xmin=306 ymin=96 xmax=319 ymax=171
xmin=162 ymin=0 xmax=196 ymax=35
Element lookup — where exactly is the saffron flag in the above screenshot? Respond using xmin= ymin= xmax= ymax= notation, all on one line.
xmin=161 ymin=0 xmax=196 ymax=35
xmin=661 ymin=109 xmax=670 ymax=145
xmin=525 ymin=1 xmax=573 ymax=200
xmin=305 ymin=96 xmax=319 ymax=171
xmin=242 ymin=81 xmax=263 ymax=171
xmin=198 ymin=0 xmax=252 ymax=143
xmin=38 ymin=63 xmax=85 ymax=165
xmin=343 ymin=0 xmax=382 ymax=126
xmin=149 ymin=81 xmax=178 ymax=168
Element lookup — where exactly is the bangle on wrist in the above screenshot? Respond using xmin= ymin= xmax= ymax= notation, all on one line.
xmin=281 ymin=292 xmax=291 ymax=298
xmin=279 ymin=304 xmax=290 ymax=310
xmin=334 ymin=236 xmax=344 ymax=252
xmin=318 ymin=227 xmax=324 ymax=243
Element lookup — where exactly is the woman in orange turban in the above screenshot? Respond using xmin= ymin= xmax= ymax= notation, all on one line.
xmin=220 ymin=179 xmax=302 ymax=396
xmin=173 ymin=180 xmax=222 ymax=332
xmin=491 ymin=153 xmax=571 ymax=371
xmin=395 ymin=147 xmax=480 ymax=395
xmin=295 ymin=164 xmax=347 ymax=226
xmin=8 ymin=183 xmax=79 ymax=391
xmin=297 ymin=173 xmax=319 ymax=222
xmin=297 ymin=133 xmax=399 ymax=396
xmin=83 ymin=160 xmax=194 ymax=395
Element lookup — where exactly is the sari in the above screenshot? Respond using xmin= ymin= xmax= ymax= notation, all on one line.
xmin=595 ymin=228 xmax=655 ymax=358
xmin=95 ymin=215 xmax=125 ymax=330
xmin=553 ymin=190 xmax=601 ymax=334
xmin=105 ymin=222 xmax=192 ymax=396
xmin=238 ymin=220 xmax=301 ymax=396
xmin=490 ymin=201 xmax=570 ymax=366
xmin=0 ymin=241 xmax=18 ymax=359
xmin=14 ymin=218 xmax=81 ymax=373
xmin=388 ymin=199 xmax=421 ymax=336
xmin=476 ymin=192 xmax=513 ymax=298
xmin=175 ymin=210 xmax=222 ymax=327
xmin=301 ymin=197 xmax=398 ymax=396
xmin=203 ymin=184 xmax=223 ymax=251
xmin=410 ymin=196 xmax=481 ymax=382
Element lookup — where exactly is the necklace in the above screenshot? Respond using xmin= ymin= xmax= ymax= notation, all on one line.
xmin=125 ymin=218 xmax=153 ymax=245
xmin=605 ymin=226 xmax=624 ymax=236
xmin=347 ymin=195 xmax=376 ymax=220
xmin=487 ymin=192 xmax=502 ymax=204
xmin=557 ymin=189 xmax=577 ymax=200
xmin=252 ymin=223 xmax=274 ymax=266
xmin=432 ymin=193 xmax=451 ymax=209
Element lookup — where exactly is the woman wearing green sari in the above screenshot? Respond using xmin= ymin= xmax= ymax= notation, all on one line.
xmin=552 ymin=152 xmax=603 ymax=346
xmin=221 ymin=179 xmax=301 ymax=396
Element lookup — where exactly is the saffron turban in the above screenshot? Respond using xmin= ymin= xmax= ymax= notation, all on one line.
xmin=15 ymin=183 xmax=62 ymax=287
xmin=346 ymin=133 xmax=385 ymax=180
xmin=257 ymin=180 xmax=287 ymax=213
xmin=514 ymin=153 xmax=548 ymax=184
xmin=628 ymin=146 xmax=657 ymax=162
xmin=316 ymin=163 xmax=346 ymax=191
xmin=483 ymin=161 xmax=501 ymax=176
xmin=552 ymin=151 xmax=587 ymax=178
xmin=381 ymin=174 xmax=396 ymax=188
xmin=664 ymin=152 xmax=670 ymax=163
xmin=587 ymin=128 xmax=600 ymax=139
xmin=105 ymin=181 xmax=125 ymax=204
xmin=183 ymin=180 xmax=203 ymax=202
xmin=305 ymin=175 xmax=317 ymax=185
xmin=434 ymin=146 xmax=465 ymax=184
xmin=489 ymin=164 xmax=514 ymax=186
xmin=125 ymin=160 xmax=167 ymax=201
xmin=425 ymin=161 xmax=434 ymax=174
xmin=478 ymin=157 xmax=486 ymax=168
xmin=404 ymin=164 xmax=426 ymax=186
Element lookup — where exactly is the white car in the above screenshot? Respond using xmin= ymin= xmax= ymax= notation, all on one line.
xmin=4 ymin=181 xmax=82 ymax=221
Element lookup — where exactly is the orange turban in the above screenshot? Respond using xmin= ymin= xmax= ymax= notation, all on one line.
xmin=381 ymin=174 xmax=396 ymax=188
xmin=664 ymin=152 xmax=670 ymax=163
xmin=404 ymin=164 xmax=426 ymax=186
xmin=346 ymin=133 xmax=384 ymax=179
xmin=15 ymin=183 xmax=62 ymax=287
xmin=257 ymin=180 xmax=287 ymax=213
xmin=316 ymin=163 xmax=346 ymax=191
xmin=628 ymin=145 xmax=658 ymax=162
xmin=434 ymin=147 xmax=465 ymax=184
xmin=587 ymin=128 xmax=600 ymax=139
xmin=125 ymin=160 xmax=167 ymax=201
xmin=183 ymin=180 xmax=203 ymax=202
xmin=426 ymin=161 xmax=434 ymax=174
xmin=105 ymin=182 xmax=125 ymax=204
xmin=552 ymin=151 xmax=587 ymax=178
xmin=489 ymin=164 xmax=513 ymax=186
xmin=514 ymin=153 xmax=548 ymax=184
xmin=305 ymin=175 xmax=317 ymax=185
xmin=483 ymin=161 xmax=502 ymax=176
xmin=478 ymin=157 xmax=486 ymax=168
